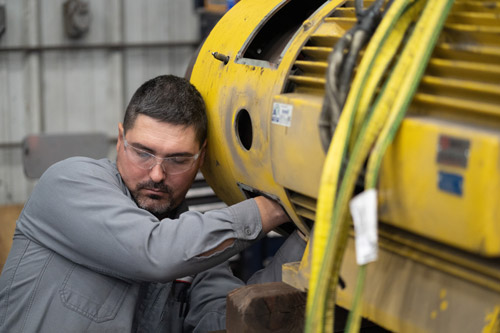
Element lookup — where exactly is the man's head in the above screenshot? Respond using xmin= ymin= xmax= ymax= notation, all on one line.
xmin=122 ymin=75 xmax=207 ymax=145
xmin=116 ymin=75 xmax=207 ymax=219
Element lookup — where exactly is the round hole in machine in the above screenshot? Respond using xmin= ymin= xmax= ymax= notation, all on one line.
xmin=235 ymin=109 xmax=253 ymax=150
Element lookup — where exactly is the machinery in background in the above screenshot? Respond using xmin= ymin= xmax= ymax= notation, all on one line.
xmin=190 ymin=0 xmax=500 ymax=331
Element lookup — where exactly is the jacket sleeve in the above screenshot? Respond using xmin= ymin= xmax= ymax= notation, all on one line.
xmin=16 ymin=157 xmax=263 ymax=283
xmin=247 ymin=230 xmax=307 ymax=284
xmin=184 ymin=230 xmax=307 ymax=332
xmin=183 ymin=263 xmax=244 ymax=332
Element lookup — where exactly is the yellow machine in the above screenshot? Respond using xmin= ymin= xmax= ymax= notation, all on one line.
xmin=190 ymin=0 xmax=500 ymax=331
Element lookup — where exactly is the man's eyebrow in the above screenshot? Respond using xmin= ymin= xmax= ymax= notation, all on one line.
xmin=131 ymin=142 xmax=155 ymax=153
xmin=131 ymin=142 xmax=195 ymax=157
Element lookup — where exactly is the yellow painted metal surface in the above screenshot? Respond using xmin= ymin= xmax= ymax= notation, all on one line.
xmin=192 ymin=0 xmax=500 ymax=252
xmin=378 ymin=117 xmax=500 ymax=256
xmin=190 ymin=0 xmax=500 ymax=331
xmin=190 ymin=0 xmax=284 ymax=207
xmin=336 ymin=234 xmax=500 ymax=333
xmin=191 ymin=0 xmax=346 ymax=233
xmin=270 ymin=93 xmax=325 ymax=200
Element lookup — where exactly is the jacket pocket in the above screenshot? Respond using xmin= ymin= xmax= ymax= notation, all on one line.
xmin=59 ymin=264 xmax=130 ymax=323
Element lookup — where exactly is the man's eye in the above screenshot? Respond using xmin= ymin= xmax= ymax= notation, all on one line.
xmin=170 ymin=157 xmax=191 ymax=165
xmin=136 ymin=151 xmax=152 ymax=159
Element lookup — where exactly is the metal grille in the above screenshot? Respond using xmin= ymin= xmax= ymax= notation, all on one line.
xmin=413 ymin=0 xmax=500 ymax=118
xmin=286 ymin=189 xmax=316 ymax=230
xmin=285 ymin=0 xmax=500 ymax=120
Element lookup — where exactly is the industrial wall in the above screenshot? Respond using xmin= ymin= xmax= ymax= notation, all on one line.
xmin=0 ymin=0 xmax=201 ymax=205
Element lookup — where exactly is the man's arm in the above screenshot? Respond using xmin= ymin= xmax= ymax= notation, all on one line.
xmin=184 ymin=229 xmax=307 ymax=332
xmin=247 ymin=229 xmax=307 ymax=284
xmin=199 ymin=196 xmax=291 ymax=256
xmin=17 ymin=157 xmax=292 ymax=283
xmin=183 ymin=263 xmax=244 ymax=332
xmin=254 ymin=196 xmax=291 ymax=233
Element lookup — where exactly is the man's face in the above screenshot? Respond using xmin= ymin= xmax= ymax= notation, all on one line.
xmin=116 ymin=114 xmax=204 ymax=218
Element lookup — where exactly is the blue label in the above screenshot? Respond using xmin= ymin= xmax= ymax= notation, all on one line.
xmin=438 ymin=171 xmax=463 ymax=196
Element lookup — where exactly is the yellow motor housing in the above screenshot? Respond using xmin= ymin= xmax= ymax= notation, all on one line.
xmin=190 ymin=1 xmax=500 ymax=331
xmin=190 ymin=0 xmax=500 ymax=257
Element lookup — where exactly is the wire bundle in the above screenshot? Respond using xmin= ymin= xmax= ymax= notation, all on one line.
xmin=306 ymin=0 xmax=455 ymax=332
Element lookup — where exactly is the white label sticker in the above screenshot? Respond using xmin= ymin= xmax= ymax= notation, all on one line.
xmin=349 ymin=189 xmax=378 ymax=265
xmin=272 ymin=103 xmax=293 ymax=127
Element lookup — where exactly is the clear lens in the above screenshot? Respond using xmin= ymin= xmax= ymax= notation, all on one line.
xmin=163 ymin=157 xmax=196 ymax=174
xmin=124 ymin=136 xmax=198 ymax=174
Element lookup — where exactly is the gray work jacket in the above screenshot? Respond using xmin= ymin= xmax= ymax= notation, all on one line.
xmin=0 ymin=157 xmax=287 ymax=332
xmin=133 ymin=230 xmax=306 ymax=332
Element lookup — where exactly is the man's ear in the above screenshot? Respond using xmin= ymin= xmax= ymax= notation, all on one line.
xmin=117 ymin=123 xmax=124 ymax=153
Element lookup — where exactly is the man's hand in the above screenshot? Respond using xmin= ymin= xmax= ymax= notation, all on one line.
xmin=254 ymin=196 xmax=291 ymax=233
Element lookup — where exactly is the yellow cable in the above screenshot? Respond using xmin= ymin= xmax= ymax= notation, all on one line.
xmin=337 ymin=4 xmax=428 ymax=331
xmin=305 ymin=1 xmax=414 ymax=331
xmin=347 ymin=0 xmax=456 ymax=331
xmin=307 ymin=0 xmax=453 ymax=330
xmin=348 ymin=0 xmax=424 ymax=153
xmin=318 ymin=0 xmax=451 ymax=330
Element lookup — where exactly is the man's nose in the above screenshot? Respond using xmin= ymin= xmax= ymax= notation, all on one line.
xmin=149 ymin=162 xmax=166 ymax=182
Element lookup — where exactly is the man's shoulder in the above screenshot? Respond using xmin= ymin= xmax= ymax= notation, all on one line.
xmin=51 ymin=156 xmax=114 ymax=172
xmin=42 ymin=157 xmax=118 ymax=183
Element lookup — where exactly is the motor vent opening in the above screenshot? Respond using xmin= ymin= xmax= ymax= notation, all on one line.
xmin=235 ymin=109 xmax=253 ymax=150
xmin=241 ymin=0 xmax=326 ymax=64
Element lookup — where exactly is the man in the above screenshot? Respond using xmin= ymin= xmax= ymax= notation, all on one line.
xmin=0 ymin=75 xmax=305 ymax=332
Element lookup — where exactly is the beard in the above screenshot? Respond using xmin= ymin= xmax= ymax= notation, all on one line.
xmin=131 ymin=180 xmax=174 ymax=219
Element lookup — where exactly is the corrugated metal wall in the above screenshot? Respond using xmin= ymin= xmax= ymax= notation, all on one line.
xmin=0 ymin=0 xmax=201 ymax=204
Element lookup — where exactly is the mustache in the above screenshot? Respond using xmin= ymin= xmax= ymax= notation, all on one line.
xmin=136 ymin=180 xmax=172 ymax=194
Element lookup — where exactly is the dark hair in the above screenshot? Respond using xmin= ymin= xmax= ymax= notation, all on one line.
xmin=123 ymin=75 xmax=207 ymax=146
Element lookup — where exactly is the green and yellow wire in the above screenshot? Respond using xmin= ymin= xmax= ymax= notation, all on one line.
xmin=305 ymin=0 xmax=455 ymax=331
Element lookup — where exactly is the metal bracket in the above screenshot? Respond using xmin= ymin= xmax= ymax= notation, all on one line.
xmin=22 ymin=133 xmax=109 ymax=179
xmin=63 ymin=0 xmax=91 ymax=39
